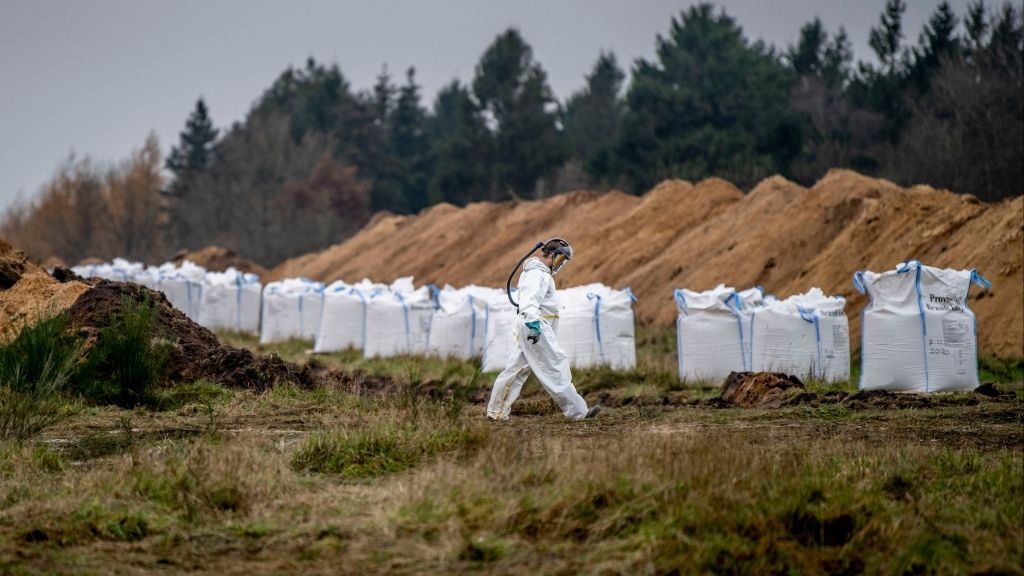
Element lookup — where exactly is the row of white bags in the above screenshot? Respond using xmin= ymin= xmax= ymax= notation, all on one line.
xmin=311 ymin=281 xmax=637 ymax=371
xmin=675 ymin=261 xmax=990 ymax=392
xmin=676 ymin=285 xmax=849 ymax=384
xmin=72 ymin=259 xmax=262 ymax=333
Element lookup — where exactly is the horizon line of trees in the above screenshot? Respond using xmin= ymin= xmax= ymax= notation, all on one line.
xmin=2 ymin=0 xmax=1021 ymax=267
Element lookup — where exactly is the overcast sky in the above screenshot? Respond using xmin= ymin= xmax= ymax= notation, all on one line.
xmin=0 ymin=0 xmax=974 ymax=212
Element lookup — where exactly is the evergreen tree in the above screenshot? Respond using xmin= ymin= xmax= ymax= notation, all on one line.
xmin=255 ymin=58 xmax=354 ymax=142
xmin=615 ymin=4 xmax=801 ymax=191
xmin=852 ymin=0 xmax=911 ymax=141
xmin=563 ymin=52 xmax=626 ymax=183
xmin=788 ymin=18 xmax=826 ymax=76
xmin=908 ymin=2 xmax=961 ymax=92
xmin=869 ymin=0 xmax=908 ymax=75
xmin=822 ymin=27 xmax=854 ymax=87
xmin=472 ymin=29 xmax=566 ymax=199
xmin=787 ymin=19 xmax=869 ymax=183
xmin=372 ymin=64 xmax=397 ymax=127
xmin=165 ymin=98 xmax=219 ymax=251
xmin=428 ymin=81 xmax=490 ymax=206
xmin=892 ymin=1 xmax=1023 ymax=200
xmin=166 ymin=98 xmax=218 ymax=177
xmin=253 ymin=57 xmax=406 ymax=213
xmin=390 ymin=68 xmax=432 ymax=212
xmin=965 ymin=0 xmax=989 ymax=54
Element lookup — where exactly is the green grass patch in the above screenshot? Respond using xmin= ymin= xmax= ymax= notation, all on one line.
xmin=78 ymin=295 xmax=170 ymax=408
xmin=0 ymin=312 xmax=82 ymax=440
xmin=19 ymin=499 xmax=158 ymax=547
xmin=150 ymin=379 xmax=230 ymax=412
xmin=978 ymin=356 xmax=1024 ymax=384
xmin=291 ymin=421 xmax=486 ymax=478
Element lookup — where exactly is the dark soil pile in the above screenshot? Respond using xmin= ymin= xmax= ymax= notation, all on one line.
xmin=705 ymin=371 xmax=1013 ymax=410
xmin=65 ymin=280 xmax=393 ymax=392
xmin=717 ymin=372 xmax=814 ymax=408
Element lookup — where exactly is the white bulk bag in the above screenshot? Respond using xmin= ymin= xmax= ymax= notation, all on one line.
xmin=133 ymin=266 xmax=161 ymax=291
xmin=750 ymin=288 xmax=850 ymax=382
xmin=364 ymin=286 xmax=435 ymax=358
xmin=737 ymin=286 xmax=767 ymax=367
xmin=259 ymin=278 xmax=325 ymax=344
xmin=390 ymin=276 xmax=416 ymax=295
xmin=314 ymin=282 xmax=371 ymax=353
xmin=427 ymin=288 xmax=487 ymax=359
xmin=109 ymin=258 xmax=144 ymax=281
xmin=557 ymin=284 xmax=637 ymax=369
xmin=855 ymin=261 xmax=990 ymax=393
xmin=481 ymin=289 xmax=519 ymax=372
xmin=197 ymin=268 xmax=262 ymax=333
xmin=155 ymin=261 xmax=206 ymax=321
xmin=675 ymin=284 xmax=748 ymax=382
xmin=71 ymin=259 xmax=144 ymax=282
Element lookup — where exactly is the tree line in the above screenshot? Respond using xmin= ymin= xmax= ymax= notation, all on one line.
xmin=3 ymin=1 xmax=1021 ymax=267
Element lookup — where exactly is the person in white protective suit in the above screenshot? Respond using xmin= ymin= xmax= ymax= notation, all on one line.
xmin=486 ymin=238 xmax=601 ymax=421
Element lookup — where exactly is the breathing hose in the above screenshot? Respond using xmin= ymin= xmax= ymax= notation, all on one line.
xmin=506 ymin=241 xmax=544 ymax=309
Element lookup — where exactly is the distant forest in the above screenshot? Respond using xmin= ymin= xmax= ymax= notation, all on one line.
xmin=3 ymin=0 xmax=1021 ymax=267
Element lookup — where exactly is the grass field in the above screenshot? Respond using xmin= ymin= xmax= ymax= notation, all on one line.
xmin=0 ymin=329 xmax=1021 ymax=575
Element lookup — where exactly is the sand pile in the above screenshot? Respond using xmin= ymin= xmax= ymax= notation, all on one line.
xmin=270 ymin=169 xmax=1024 ymax=357
xmin=1 ymin=239 xmax=90 ymax=339
xmin=172 ymin=246 xmax=268 ymax=277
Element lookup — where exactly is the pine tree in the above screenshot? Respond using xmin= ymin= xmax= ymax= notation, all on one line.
xmin=909 ymin=2 xmax=961 ymax=92
xmin=788 ymin=18 xmax=826 ymax=76
xmin=372 ymin=64 xmax=396 ymax=128
xmin=615 ymin=4 xmax=800 ymax=190
xmin=563 ymin=52 xmax=626 ymax=183
xmin=428 ymin=81 xmax=490 ymax=206
xmin=965 ymin=1 xmax=989 ymax=54
xmin=822 ymin=27 xmax=854 ymax=88
xmin=852 ymin=0 xmax=911 ymax=141
xmin=166 ymin=98 xmax=218 ymax=177
xmin=869 ymin=0 xmax=908 ymax=76
xmin=390 ymin=68 xmax=431 ymax=212
xmin=472 ymin=29 xmax=565 ymax=199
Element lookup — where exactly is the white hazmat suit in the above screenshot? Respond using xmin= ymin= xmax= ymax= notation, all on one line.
xmin=486 ymin=257 xmax=590 ymax=420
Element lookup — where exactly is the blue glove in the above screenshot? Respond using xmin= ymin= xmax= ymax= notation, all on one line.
xmin=525 ymin=320 xmax=541 ymax=344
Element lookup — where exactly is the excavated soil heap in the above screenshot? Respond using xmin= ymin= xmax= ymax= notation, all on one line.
xmin=719 ymin=372 xmax=813 ymax=408
xmin=1 ymin=239 xmax=90 ymax=339
xmin=65 ymin=280 xmax=392 ymax=392
xmin=172 ymin=246 xmax=269 ymax=277
xmin=270 ymin=170 xmax=1023 ymax=357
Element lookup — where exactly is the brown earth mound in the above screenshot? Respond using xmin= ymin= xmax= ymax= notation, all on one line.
xmin=708 ymin=371 xmax=1014 ymax=410
xmin=718 ymin=371 xmax=813 ymax=408
xmin=172 ymin=246 xmax=268 ymax=278
xmin=270 ymin=170 xmax=1024 ymax=357
xmin=65 ymin=280 xmax=391 ymax=392
xmin=1 ymin=239 xmax=90 ymax=339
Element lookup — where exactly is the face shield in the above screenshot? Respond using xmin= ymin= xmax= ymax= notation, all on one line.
xmin=550 ymin=243 xmax=573 ymax=275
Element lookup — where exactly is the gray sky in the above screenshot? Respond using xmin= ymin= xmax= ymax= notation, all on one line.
xmin=0 ymin=0 xmax=973 ymax=212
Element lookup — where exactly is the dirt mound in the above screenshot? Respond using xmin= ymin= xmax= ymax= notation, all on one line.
xmin=65 ymin=280 xmax=393 ymax=392
xmin=173 ymin=246 xmax=268 ymax=277
xmin=271 ymin=170 xmax=1024 ymax=357
xmin=717 ymin=372 xmax=813 ymax=408
xmin=1 ymin=239 xmax=90 ymax=339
